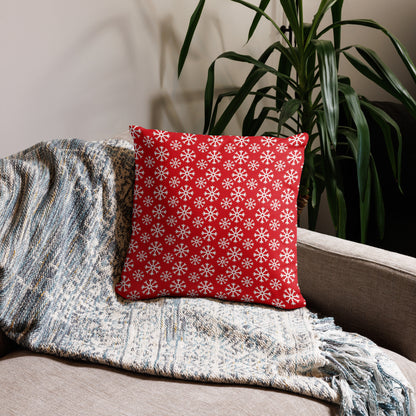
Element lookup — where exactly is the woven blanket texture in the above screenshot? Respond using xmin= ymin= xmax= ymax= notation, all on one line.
xmin=0 ymin=139 xmax=414 ymax=416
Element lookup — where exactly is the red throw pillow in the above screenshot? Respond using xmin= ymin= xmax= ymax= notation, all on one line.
xmin=117 ymin=126 xmax=308 ymax=309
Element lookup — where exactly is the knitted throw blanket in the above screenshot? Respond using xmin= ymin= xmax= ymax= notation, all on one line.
xmin=0 ymin=139 xmax=413 ymax=415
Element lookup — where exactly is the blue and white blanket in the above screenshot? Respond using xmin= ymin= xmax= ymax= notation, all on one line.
xmin=0 ymin=139 xmax=414 ymax=415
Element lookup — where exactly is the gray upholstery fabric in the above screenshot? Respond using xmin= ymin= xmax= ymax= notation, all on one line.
xmin=0 ymin=350 xmax=338 ymax=416
xmin=297 ymin=228 xmax=416 ymax=361
xmin=1 ymin=348 xmax=414 ymax=416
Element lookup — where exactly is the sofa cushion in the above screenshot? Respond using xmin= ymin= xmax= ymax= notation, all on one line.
xmin=1 ymin=348 xmax=414 ymax=416
xmin=0 ymin=350 xmax=337 ymax=416
xmin=117 ymin=126 xmax=308 ymax=309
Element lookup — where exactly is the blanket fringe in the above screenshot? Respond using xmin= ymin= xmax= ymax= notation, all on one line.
xmin=315 ymin=317 xmax=414 ymax=416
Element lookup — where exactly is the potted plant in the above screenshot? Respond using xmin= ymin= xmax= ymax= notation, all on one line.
xmin=177 ymin=0 xmax=416 ymax=242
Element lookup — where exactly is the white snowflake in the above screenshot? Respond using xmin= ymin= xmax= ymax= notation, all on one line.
xmin=192 ymin=216 xmax=204 ymax=228
xmin=253 ymin=247 xmax=269 ymax=263
xmin=206 ymin=167 xmax=221 ymax=182
xmin=160 ymin=271 xmax=172 ymax=282
xmin=178 ymin=185 xmax=194 ymax=201
xmin=153 ymin=204 xmax=167 ymax=219
xmin=131 ymin=222 xmax=141 ymax=236
xmin=241 ymin=276 xmax=253 ymax=287
xmin=150 ymin=223 xmax=165 ymax=238
xmin=229 ymin=207 xmax=245 ymax=222
xmin=180 ymin=149 xmax=196 ymax=163
xmin=189 ymin=255 xmax=201 ymax=266
xmin=207 ymin=150 xmax=222 ymax=164
xmin=199 ymin=263 xmax=215 ymax=277
xmin=177 ymin=205 xmax=192 ymax=221
xmin=201 ymin=226 xmax=217 ymax=241
xmin=269 ymin=258 xmax=281 ymax=270
xmin=284 ymin=169 xmax=299 ymax=185
xmin=170 ymin=140 xmax=182 ymax=151
xmin=231 ymin=187 xmax=246 ymax=202
xmin=175 ymin=225 xmax=191 ymax=240
xmin=127 ymin=291 xmax=141 ymax=300
xmin=260 ymin=150 xmax=276 ymax=165
xmin=249 ymin=143 xmax=261 ymax=153
xmin=195 ymin=177 xmax=207 ymax=188
xmin=164 ymin=234 xmax=176 ymax=245
xmin=200 ymin=245 xmax=216 ymax=260
xmin=254 ymin=227 xmax=269 ymax=243
xmin=242 ymin=238 xmax=254 ymax=250
xmin=144 ymin=177 xmax=155 ymax=188
xmin=144 ymin=156 xmax=156 ymax=168
xmin=221 ymin=198 xmax=233 ymax=210
xmin=143 ymin=136 xmax=155 ymax=147
xmin=203 ymin=206 xmax=219 ymax=222
xmin=228 ymin=227 xmax=244 ymax=242
xmin=276 ymin=143 xmax=288 ymax=153
xmin=191 ymin=236 xmax=203 ymax=247
xmin=246 ymin=178 xmax=258 ymax=190
xmin=219 ymin=218 xmax=231 ymax=229
xmin=227 ymin=246 xmax=243 ymax=262
xmin=174 ymin=243 xmax=189 ymax=258
xmin=181 ymin=133 xmax=197 ymax=145
xmin=280 ymin=228 xmax=295 ymax=244
xmin=162 ymin=253 xmax=174 ymax=264
xmin=234 ymin=136 xmax=249 ymax=147
xmin=241 ymin=258 xmax=254 ymax=269
xmin=169 ymin=177 xmax=181 ymax=188
xmin=232 ymin=168 xmax=248 ymax=183
xmin=261 ymin=136 xmax=277 ymax=147
xmin=204 ymin=186 xmax=220 ymax=202
xmin=254 ymin=285 xmax=271 ymax=301
xmin=136 ymin=251 xmax=148 ymax=262
xmin=224 ymin=143 xmax=236 ymax=153
xmin=198 ymin=280 xmax=214 ymax=294
xmin=222 ymin=178 xmax=234 ymax=190
xmin=154 ymin=185 xmax=168 ymax=200
xmin=180 ymin=166 xmax=195 ymax=181
xmin=241 ymin=295 xmax=254 ymax=303
xmin=245 ymin=198 xmax=256 ymax=210
xmin=283 ymin=287 xmax=300 ymax=305
xmin=243 ymin=218 xmax=255 ymax=230
xmin=196 ymin=159 xmax=209 ymax=170
xmin=154 ymin=146 xmax=170 ymax=161
xmin=223 ymin=160 xmax=235 ymax=170
xmin=135 ymin=165 xmax=145 ymax=180
xmin=170 ymin=158 xmax=182 ymax=169
xmin=281 ymin=267 xmax=295 ymax=283
xmin=197 ymin=142 xmax=209 ymax=153
xmin=280 ymin=247 xmax=295 ymax=264
xmin=270 ymin=279 xmax=282 ymax=290
xmin=170 ymin=279 xmax=186 ymax=293
xmin=149 ymin=241 xmax=163 ymax=256
xmin=117 ymin=276 xmax=131 ymax=292
xmin=287 ymin=150 xmax=303 ymax=165
xmin=233 ymin=150 xmax=249 ymax=165
xmin=216 ymin=274 xmax=228 ymax=285
xmin=208 ymin=135 xmax=223 ymax=147
xmin=145 ymin=260 xmax=161 ymax=276
xmin=247 ymin=160 xmax=260 ymax=171
xmin=288 ymin=133 xmax=306 ymax=146
xmin=253 ymin=267 xmax=269 ymax=282
xmin=270 ymin=199 xmax=282 ymax=211
xmin=134 ymin=185 xmax=144 ymax=199
xmin=225 ymin=283 xmax=242 ymax=297
xmin=128 ymin=240 xmax=139 ymax=253
xmin=275 ymin=160 xmax=286 ymax=171
xmin=139 ymin=232 xmax=151 ymax=243
xmin=166 ymin=216 xmax=178 ymax=227
xmin=188 ymin=272 xmax=200 ymax=283
xmin=217 ymin=256 xmax=229 ymax=268
xmin=194 ymin=197 xmax=205 ymax=209
xmin=226 ymin=265 xmax=242 ymax=280
xmin=255 ymin=207 xmax=270 ymax=224
xmin=272 ymin=179 xmax=283 ymax=191
xmin=141 ymin=275 xmax=157 ymax=294
xmin=281 ymin=189 xmax=295 ymax=204
xmin=257 ymin=188 xmax=272 ymax=203
xmin=218 ymin=238 xmax=230 ymax=249
xmin=280 ymin=208 xmax=295 ymax=224
xmin=269 ymin=219 xmax=280 ymax=231
xmin=153 ymin=130 xmax=170 ymax=142
xmin=258 ymin=168 xmax=274 ymax=183
xmin=172 ymin=261 xmax=188 ymax=276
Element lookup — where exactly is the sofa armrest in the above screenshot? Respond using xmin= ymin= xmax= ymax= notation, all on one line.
xmin=297 ymin=228 xmax=416 ymax=361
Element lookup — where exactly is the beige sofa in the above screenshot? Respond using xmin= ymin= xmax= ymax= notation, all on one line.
xmin=1 ymin=228 xmax=415 ymax=415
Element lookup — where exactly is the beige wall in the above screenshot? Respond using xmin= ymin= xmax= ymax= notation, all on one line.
xmin=1 ymin=0 xmax=415 ymax=157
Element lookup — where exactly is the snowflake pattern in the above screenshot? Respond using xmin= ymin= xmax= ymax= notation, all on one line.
xmin=118 ymin=126 xmax=308 ymax=309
